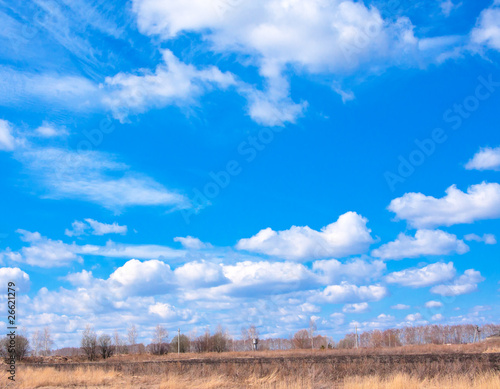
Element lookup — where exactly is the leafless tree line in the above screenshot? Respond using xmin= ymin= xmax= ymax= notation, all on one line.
xmin=24 ymin=322 xmax=498 ymax=361
xmin=336 ymin=324 xmax=500 ymax=349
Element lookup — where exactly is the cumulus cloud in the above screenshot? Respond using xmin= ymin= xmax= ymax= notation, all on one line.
xmin=0 ymin=230 xmax=83 ymax=268
xmin=471 ymin=1 xmax=500 ymax=51
xmin=372 ymin=230 xmax=469 ymax=259
xmin=103 ymin=49 xmax=236 ymax=121
xmin=313 ymin=282 xmax=388 ymax=304
xmin=131 ymin=0 xmax=461 ymax=125
xmin=312 ymin=258 xmax=385 ymax=284
xmin=405 ymin=312 xmax=423 ymax=322
xmin=173 ymin=236 xmax=212 ymax=250
xmin=465 ymin=147 xmax=500 ymax=171
xmin=386 ymin=262 xmax=456 ymax=288
xmin=109 ymin=259 xmax=176 ymax=297
xmin=65 ymin=219 xmax=127 ymax=237
xmin=425 ymin=300 xmax=443 ymax=308
xmin=34 ymin=123 xmax=69 ymax=138
xmin=343 ymin=302 xmax=369 ymax=313
xmin=431 ymin=269 xmax=485 ymax=296
xmin=388 ymin=183 xmax=500 ymax=228
xmin=148 ymin=302 xmax=192 ymax=320
xmin=174 ymin=261 xmax=228 ymax=288
xmin=0 ymin=267 xmax=30 ymax=292
xmin=236 ymin=212 xmax=375 ymax=261
xmin=464 ymin=233 xmax=497 ymax=245
xmin=372 ymin=230 xmax=469 ymax=260
xmin=221 ymin=261 xmax=316 ymax=297
xmin=432 ymin=313 xmax=444 ymax=321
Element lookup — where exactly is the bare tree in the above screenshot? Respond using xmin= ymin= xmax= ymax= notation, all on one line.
xmin=113 ymin=330 xmax=127 ymax=354
xmin=309 ymin=319 xmax=317 ymax=349
xmin=151 ymin=325 xmax=168 ymax=355
xmin=81 ymin=325 xmax=98 ymax=361
xmin=42 ymin=327 xmax=54 ymax=356
xmin=127 ymin=325 xmax=138 ymax=354
xmin=292 ymin=329 xmax=310 ymax=349
xmin=98 ymin=334 xmax=114 ymax=359
xmin=31 ymin=330 xmax=41 ymax=357
xmin=241 ymin=325 xmax=259 ymax=351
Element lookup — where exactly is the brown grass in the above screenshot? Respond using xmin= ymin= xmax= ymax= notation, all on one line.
xmin=1 ymin=367 xmax=499 ymax=389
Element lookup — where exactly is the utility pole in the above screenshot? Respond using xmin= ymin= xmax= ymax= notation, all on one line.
xmin=178 ymin=328 xmax=180 ymax=354
xmin=355 ymin=325 xmax=359 ymax=349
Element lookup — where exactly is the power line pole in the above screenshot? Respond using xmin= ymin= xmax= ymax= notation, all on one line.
xmin=178 ymin=328 xmax=180 ymax=354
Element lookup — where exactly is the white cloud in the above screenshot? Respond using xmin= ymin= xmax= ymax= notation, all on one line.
xmin=372 ymin=230 xmax=469 ymax=260
xmin=343 ymin=302 xmax=369 ymax=313
xmin=405 ymin=312 xmax=423 ymax=322
xmin=0 ymin=267 xmax=30 ymax=293
xmin=148 ymin=302 xmax=192 ymax=320
xmin=471 ymin=1 xmax=500 ymax=51
xmin=0 ymin=119 xmax=16 ymax=151
xmin=330 ymin=312 xmax=345 ymax=325
xmin=131 ymin=0 xmax=461 ymax=125
xmin=432 ymin=313 xmax=444 ymax=321
xmin=173 ymin=236 xmax=212 ymax=250
xmin=109 ymin=259 xmax=176 ymax=297
xmin=388 ymin=183 xmax=500 ymax=228
xmin=34 ymin=123 xmax=69 ymax=138
xmin=62 ymin=270 xmax=94 ymax=287
xmin=0 ymin=67 xmax=100 ymax=111
xmin=312 ymin=258 xmax=385 ymax=284
xmin=0 ymin=229 xmax=83 ymax=268
xmin=17 ymin=147 xmax=189 ymax=211
xmin=431 ymin=269 xmax=485 ymax=296
xmin=465 ymin=147 xmax=500 ymax=171
xmin=77 ymin=241 xmax=184 ymax=260
xmin=440 ymin=0 xmax=460 ymax=17
xmin=314 ymin=282 xmax=388 ymax=304
xmin=386 ymin=262 xmax=456 ymax=288
xmin=464 ymin=233 xmax=497 ymax=245
xmin=221 ymin=261 xmax=316 ymax=296
xmin=1 ymin=230 xmax=185 ymax=268
xmin=65 ymin=219 xmax=127 ymax=237
xmin=174 ymin=261 xmax=228 ymax=288
xmin=103 ymin=49 xmax=236 ymax=121
xmin=236 ymin=212 xmax=375 ymax=260
xmin=391 ymin=304 xmax=410 ymax=310
xmin=425 ymin=300 xmax=443 ymax=308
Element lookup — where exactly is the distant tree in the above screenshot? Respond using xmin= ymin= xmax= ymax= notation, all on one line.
xmin=241 ymin=325 xmax=259 ymax=351
xmin=98 ymin=334 xmax=114 ymax=359
xmin=292 ymin=329 xmax=310 ymax=349
xmin=42 ymin=327 xmax=54 ymax=356
xmin=211 ymin=325 xmax=229 ymax=353
xmin=151 ymin=325 xmax=168 ymax=355
xmin=309 ymin=319 xmax=317 ymax=349
xmin=0 ymin=335 xmax=29 ymax=361
xmin=127 ymin=325 xmax=138 ymax=353
xmin=170 ymin=334 xmax=190 ymax=353
xmin=81 ymin=325 xmax=98 ymax=361
xmin=31 ymin=330 xmax=41 ymax=357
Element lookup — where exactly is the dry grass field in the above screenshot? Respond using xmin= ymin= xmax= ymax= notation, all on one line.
xmin=2 ymin=344 xmax=499 ymax=389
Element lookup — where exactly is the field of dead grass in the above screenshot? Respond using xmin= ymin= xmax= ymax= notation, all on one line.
xmin=0 ymin=367 xmax=499 ymax=389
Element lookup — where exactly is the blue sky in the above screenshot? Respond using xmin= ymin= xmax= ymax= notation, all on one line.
xmin=0 ymin=0 xmax=499 ymax=348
